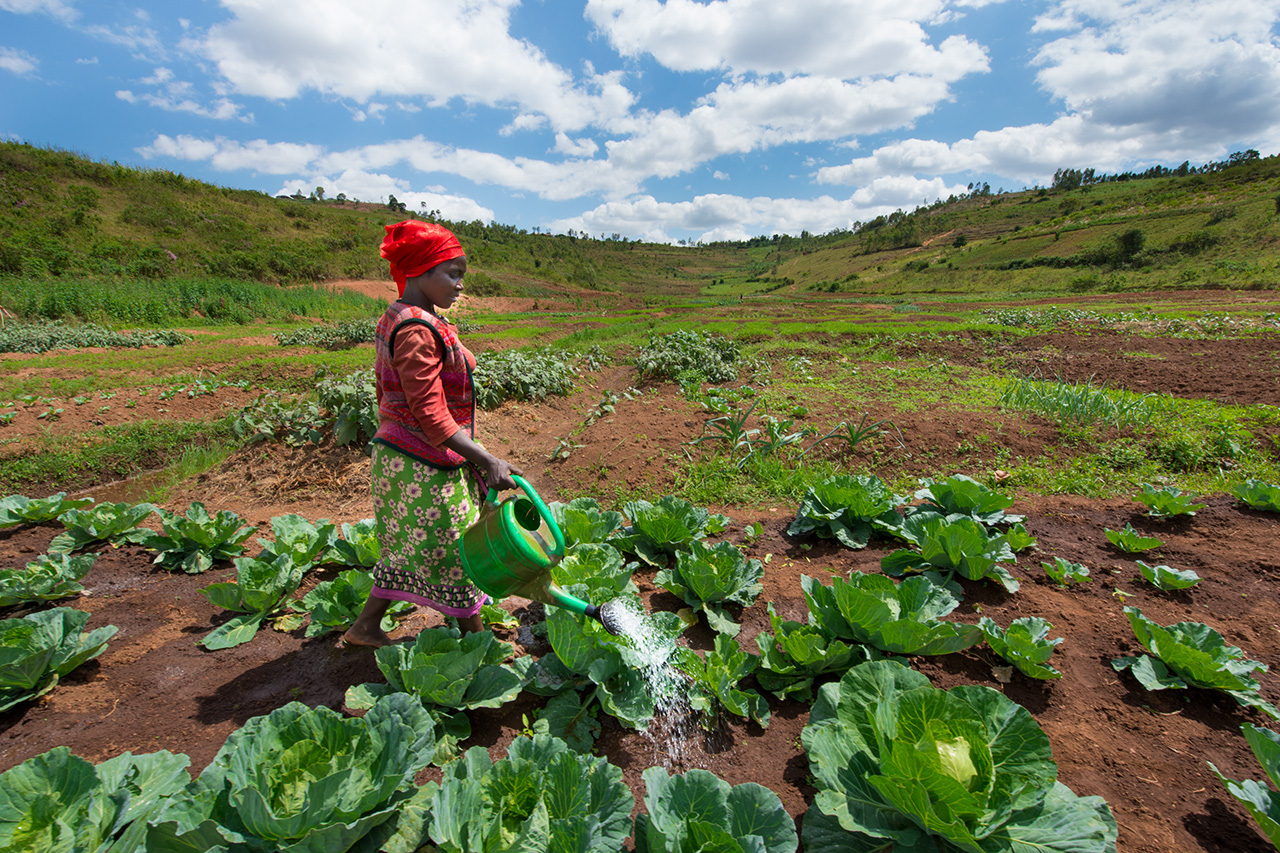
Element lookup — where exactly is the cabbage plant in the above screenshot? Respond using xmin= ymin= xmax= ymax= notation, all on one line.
xmin=0 ymin=492 xmax=91 ymax=528
xmin=0 ymin=552 xmax=96 ymax=607
xmin=1104 ymin=522 xmax=1163 ymax=553
xmin=979 ymin=616 xmax=1063 ymax=680
xmin=1136 ymin=560 xmax=1201 ymax=591
xmin=328 ymin=518 xmax=379 ymax=567
xmin=146 ymin=695 xmax=438 ymax=853
xmin=255 ymin=513 xmax=339 ymax=566
xmin=0 ymin=607 xmax=117 ymax=711
xmin=199 ymin=554 xmax=305 ymax=650
xmin=673 ymin=634 xmax=770 ymax=728
xmin=803 ymin=572 xmax=984 ymax=656
xmin=284 ymin=569 xmax=410 ymax=637
xmin=1210 ymin=723 xmax=1280 ymax=847
xmin=49 ymin=502 xmax=157 ymax=554
xmin=550 ymin=497 xmax=625 ymax=546
xmin=1042 ymin=556 xmax=1091 ymax=586
xmin=1112 ymin=606 xmax=1279 ymax=719
xmin=754 ymin=603 xmax=878 ymax=701
xmin=0 ymin=746 xmax=190 ymax=852
xmin=551 ymin=542 xmax=638 ymax=600
xmin=1232 ymin=479 xmax=1280 ymax=513
xmin=882 ymin=512 xmax=1019 ymax=594
xmin=787 ymin=474 xmax=905 ymax=549
xmin=425 ymin=734 xmax=632 ymax=853
xmin=655 ymin=538 xmax=763 ymax=636
xmin=914 ymin=474 xmax=1025 ymax=529
xmin=1134 ymin=483 xmax=1206 ymax=518
xmin=801 ymin=660 xmax=1119 ymax=852
xmin=140 ymin=501 xmax=255 ymax=573
xmin=345 ymin=626 xmax=529 ymax=753
xmin=635 ymin=767 xmax=798 ymax=853
xmin=618 ymin=496 xmax=730 ymax=566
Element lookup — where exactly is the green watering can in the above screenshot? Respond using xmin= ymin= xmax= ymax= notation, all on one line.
xmin=459 ymin=475 xmax=623 ymax=635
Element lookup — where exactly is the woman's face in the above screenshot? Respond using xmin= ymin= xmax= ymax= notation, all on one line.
xmin=417 ymin=256 xmax=467 ymax=310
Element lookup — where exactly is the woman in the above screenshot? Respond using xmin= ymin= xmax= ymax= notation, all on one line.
xmin=343 ymin=220 xmax=522 ymax=647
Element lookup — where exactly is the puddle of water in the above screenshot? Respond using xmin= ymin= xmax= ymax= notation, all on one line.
xmin=71 ymin=468 xmax=170 ymax=505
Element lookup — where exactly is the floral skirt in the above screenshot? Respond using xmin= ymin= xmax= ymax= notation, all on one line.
xmin=369 ymin=442 xmax=487 ymax=617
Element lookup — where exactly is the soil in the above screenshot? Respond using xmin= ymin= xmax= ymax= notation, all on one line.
xmin=3 ymin=288 xmax=1280 ymax=851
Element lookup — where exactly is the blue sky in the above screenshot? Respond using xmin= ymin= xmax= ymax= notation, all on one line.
xmin=4 ymin=0 xmax=1279 ymax=244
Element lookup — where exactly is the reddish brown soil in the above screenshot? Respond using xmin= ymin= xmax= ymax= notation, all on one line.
xmin=4 ymin=290 xmax=1280 ymax=851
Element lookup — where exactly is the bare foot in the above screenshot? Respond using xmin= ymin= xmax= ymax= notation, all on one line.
xmin=341 ymin=625 xmax=392 ymax=648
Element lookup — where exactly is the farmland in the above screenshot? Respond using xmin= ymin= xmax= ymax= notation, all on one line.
xmin=3 ymin=146 xmax=1280 ymax=851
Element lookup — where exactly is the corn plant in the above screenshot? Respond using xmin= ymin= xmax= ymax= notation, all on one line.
xmin=804 ymin=412 xmax=902 ymax=457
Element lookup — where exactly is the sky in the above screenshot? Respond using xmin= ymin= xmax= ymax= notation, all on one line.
xmin=3 ymin=1 xmax=1279 ymax=245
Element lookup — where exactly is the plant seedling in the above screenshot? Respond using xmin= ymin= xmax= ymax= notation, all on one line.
xmin=1134 ymin=483 xmax=1207 ymax=518
xmin=1041 ymin=556 xmax=1091 ymax=586
xmin=1136 ymin=560 xmax=1201 ymax=591
xmin=1231 ymin=479 xmax=1280 ymax=513
xmin=1104 ymin=523 xmax=1163 ymax=553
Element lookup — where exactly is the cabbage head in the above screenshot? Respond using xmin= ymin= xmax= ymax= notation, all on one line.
xmin=802 ymin=659 xmax=1118 ymax=852
xmin=0 ymin=607 xmax=117 ymax=711
xmin=147 ymin=694 xmax=437 ymax=853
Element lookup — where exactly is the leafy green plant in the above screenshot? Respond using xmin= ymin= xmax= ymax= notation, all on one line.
xmin=1104 ymin=522 xmax=1163 ymax=553
xmin=472 ymin=347 xmax=578 ymax=408
xmin=0 ymin=492 xmax=92 ymax=527
xmin=979 ymin=616 xmax=1063 ymax=679
xmin=1136 ymin=560 xmax=1201 ymax=591
xmin=329 ymin=518 xmax=380 ymax=567
xmin=1231 ymin=479 xmax=1280 ymax=512
xmin=551 ymin=542 xmax=637 ymax=601
xmin=802 ymin=659 xmax=1118 ymax=852
xmin=0 ymin=607 xmax=118 ymax=710
xmin=802 ymin=572 xmax=984 ymax=656
xmin=882 ymin=512 xmax=1020 ymax=594
xmin=139 ymin=501 xmax=256 ymax=573
xmin=1112 ymin=606 xmax=1279 ymax=719
xmin=286 ymin=569 xmax=410 ymax=637
xmin=754 ymin=603 xmax=876 ymax=702
xmin=685 ymin=397 xmax=762 ymax=469
xmin=635 ymin=329 xmax=741 ymax=382
xmin=0 ymin=319 xmax=191 ymax=354
xmin=231 ymin=396 xmax=328 ymax=446
xmin=0 ymin=552 xmax=96 ymax=607
xmin=618 ymin=496 xmax=730 ymax=567
xmin=345 ymin=627 xmax=530 ymax=752
xmin=805 ymin=412 xmax=902 ymax=457
xmin=913 ymin=474 xmax=1025 ymax=528
xmin=654 ymin=539 xmax=763 ymax=636
xmin=1134 ymin=483 xmax=1207 ymax=517
xmin=146 ymin=695 xmax=438 ymax=853
xmin=673 ymin=634 xmax=770 ymax=728
xmin=536 ymin=592 xmax=687 ymax=730
xmin=199 ymin=554 xmax=306 ymax=650
xmin=634 ymin=766 xmax=797 ymax=853
xmin=1004 ymin=521 xmax=1037 ymax=552
xmin=423 ymin=734 xmax=633 ymax=853
xmin=316 ymin=369 xmax=379 ymax=448
xmin=1042 ymin=556 xmax=1092 ymax=586
xmin=549 ymin=497 xmax=625 ymax=546
xmin=49 ymin=501 xmax=157 ymax=553
xmin=0 ymin=746 xmax=191 ymax=852
xmin=1209 ymin=723 xmax=1280 ymax=847
xmin=786 ymin=474 xmax=905 ymax=549
xmin=256 ymin=513 xmax=339 ymax=566
xmin=274 ymin=319 xmax=376 ymax=348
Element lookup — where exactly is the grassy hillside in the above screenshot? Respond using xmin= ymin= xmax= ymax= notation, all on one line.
xmin=1 ymin=140 xmax=1278 ymax=318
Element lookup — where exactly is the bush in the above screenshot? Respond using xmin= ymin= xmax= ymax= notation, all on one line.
xmin=635 ymin=329 xmax=741 ymax=382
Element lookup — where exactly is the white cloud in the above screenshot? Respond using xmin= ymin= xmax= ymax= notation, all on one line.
xmin=138 ymin=134 xmax=324 ymax=173
xmin=1031 ymin=0 xmax=1280 ymax=143
xmin=585 ymin=0 xmax=988 ymax=80
xmin=0 ymin=0 xmax=76 ymax=23
xmin=553 ymin=133 xmax=599 ymax=158
xmin=0 ymin=46 xmax=37 ymax=75
xmin=186 ymin=0 xmax=635 ymax=133
xmin=116 ymin=66 xmax=246 ymax=120
xmin=553 ymin=173 xmax=969 ymax=244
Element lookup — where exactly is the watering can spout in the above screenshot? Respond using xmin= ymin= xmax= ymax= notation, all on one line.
xmin=545 ymin=585 xmax=625 ymax=636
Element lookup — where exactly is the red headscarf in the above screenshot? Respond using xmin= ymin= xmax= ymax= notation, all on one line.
xmin=380 ymin=220 xmax=465 ymax=296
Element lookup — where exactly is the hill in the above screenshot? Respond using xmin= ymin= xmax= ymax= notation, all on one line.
xmin=1 ymin=140 xmax=1278 ymax=309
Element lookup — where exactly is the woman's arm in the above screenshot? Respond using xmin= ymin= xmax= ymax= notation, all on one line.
xmin=442 ymin=430 xmax=523 ymax=491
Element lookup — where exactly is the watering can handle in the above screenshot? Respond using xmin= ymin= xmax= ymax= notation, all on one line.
xmin=485 ymin=474 xmax=566 ymax=555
